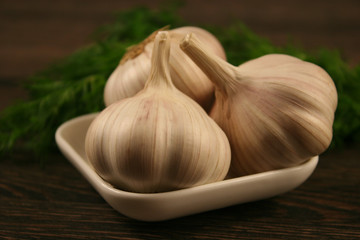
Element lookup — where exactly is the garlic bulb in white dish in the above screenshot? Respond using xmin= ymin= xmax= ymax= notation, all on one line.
xmin=180 ymin=33 xmax=337 ymax=176
xmin=104 ymin=26 xmax=226 ymax=111
xmin=85 ymin=31 xmax=231 ymax=193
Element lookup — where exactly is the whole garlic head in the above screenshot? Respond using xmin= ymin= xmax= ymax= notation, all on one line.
xmin=85 ymin=31 xmax=231 ymax=193
xmin=104 ymin=26 xmax=226 ymax=111
xmin=180 ymin=33 xmax=338 ymax=176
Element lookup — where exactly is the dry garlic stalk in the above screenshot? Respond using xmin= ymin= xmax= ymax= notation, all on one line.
xmin=104 ymin=26 xmax=226 ymax=111
xmin=180 ymin=33 xmax=338 ymax=176
xmin=85 ymin=31 xmax=231 ymax=193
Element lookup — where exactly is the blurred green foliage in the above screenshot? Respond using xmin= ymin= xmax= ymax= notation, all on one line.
xmin=1 ymin=4 xmax=359 ymax=161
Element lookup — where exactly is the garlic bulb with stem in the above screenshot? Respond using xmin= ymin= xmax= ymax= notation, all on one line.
xmin=85 ymin=31 xmax=231 ymax=193
xmin=180 ymin=33 xmax=338 ymax=176
xmin=104 ymin=26 xmax=226 ymax=112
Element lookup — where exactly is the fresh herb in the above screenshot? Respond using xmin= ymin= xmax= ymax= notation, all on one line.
xmin=1 ymin=5 xmax=359 ymax=161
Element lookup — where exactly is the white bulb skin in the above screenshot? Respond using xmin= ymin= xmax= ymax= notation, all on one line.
xmin=180 ymin=33 xmax=338 ymax=176
xmin=104 ymin=26 xmax=227 ymax=112
xmin=86 ymin=31 xmax=231 ymax=193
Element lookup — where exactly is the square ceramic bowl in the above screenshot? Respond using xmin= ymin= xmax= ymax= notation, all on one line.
xmin=55 ymin=113 xmax=318 ymax=222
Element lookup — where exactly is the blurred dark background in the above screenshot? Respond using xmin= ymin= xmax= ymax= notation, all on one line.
xmin=0 ymin=0 xmax=359 ymax=110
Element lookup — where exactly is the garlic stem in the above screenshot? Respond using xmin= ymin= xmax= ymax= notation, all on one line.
xmin=120 ymin=25 xmax=170 ymax=65
xmin=180 ymin=33 xmax=238 ymax=95
xmin=145 ymin=31 xmax=175 ymax=90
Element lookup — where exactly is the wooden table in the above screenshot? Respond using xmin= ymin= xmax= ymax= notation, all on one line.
xmin=1 ymin=1 xmax=359 ymax=239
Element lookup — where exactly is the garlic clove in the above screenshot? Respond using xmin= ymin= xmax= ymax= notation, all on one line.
xmin=180 ymin=33 xmax=337 ymax=176
xmin=85 ymin=31 xmax=231 ymax=193
xmin=104 ymin=26 xmax=227 ymax=112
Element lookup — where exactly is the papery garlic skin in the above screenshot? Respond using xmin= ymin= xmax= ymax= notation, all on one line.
xmin=104 ymin=26 xmax=226 ymax=111
xmin=85 ymin=31 xmax=231 ymax=193
xmin=180 ymin=33 xmax=337 ymax=176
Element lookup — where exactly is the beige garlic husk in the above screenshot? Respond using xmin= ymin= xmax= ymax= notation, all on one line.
xmin=85 ymin=31 xmax=231 ymax=193
xmin=180 ymin=33 xmax=338 ymax=176
xmin=104 ymin=26 xmax=226 ymax=112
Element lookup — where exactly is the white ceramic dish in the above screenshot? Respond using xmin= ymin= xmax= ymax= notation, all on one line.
xmin=55 ymin=113 xmax=318 ymax=222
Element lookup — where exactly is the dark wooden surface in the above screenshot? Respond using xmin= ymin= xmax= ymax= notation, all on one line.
xmin=1 ymin=1 xmax=360 ymax=239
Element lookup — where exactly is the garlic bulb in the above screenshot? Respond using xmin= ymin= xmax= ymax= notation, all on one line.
xmin=180 ymin=33 xmax=337 ymax=176
xmin=85 ymin=31 xmax=231 ymax=193
xmin=104 ymin=26 xmax=226 ymax=111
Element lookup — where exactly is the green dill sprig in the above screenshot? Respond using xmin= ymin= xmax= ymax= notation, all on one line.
xmin=1 ymin=5 xmax=359 ymax=162
xmin=0 ymin=6 xmax=183 ymax=158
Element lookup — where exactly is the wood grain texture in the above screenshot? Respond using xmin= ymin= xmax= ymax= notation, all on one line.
xmin=0 ymin=0 xmax=359 ymax=239
xmin=0 ymin=150 xmax=359 ymax=239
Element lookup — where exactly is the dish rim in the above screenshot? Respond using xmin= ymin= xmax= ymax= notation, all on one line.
xmin=55 ymin=113 xmax=318 ymax=197
xmin=55 ymin=113 xmax=318 ymax=221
